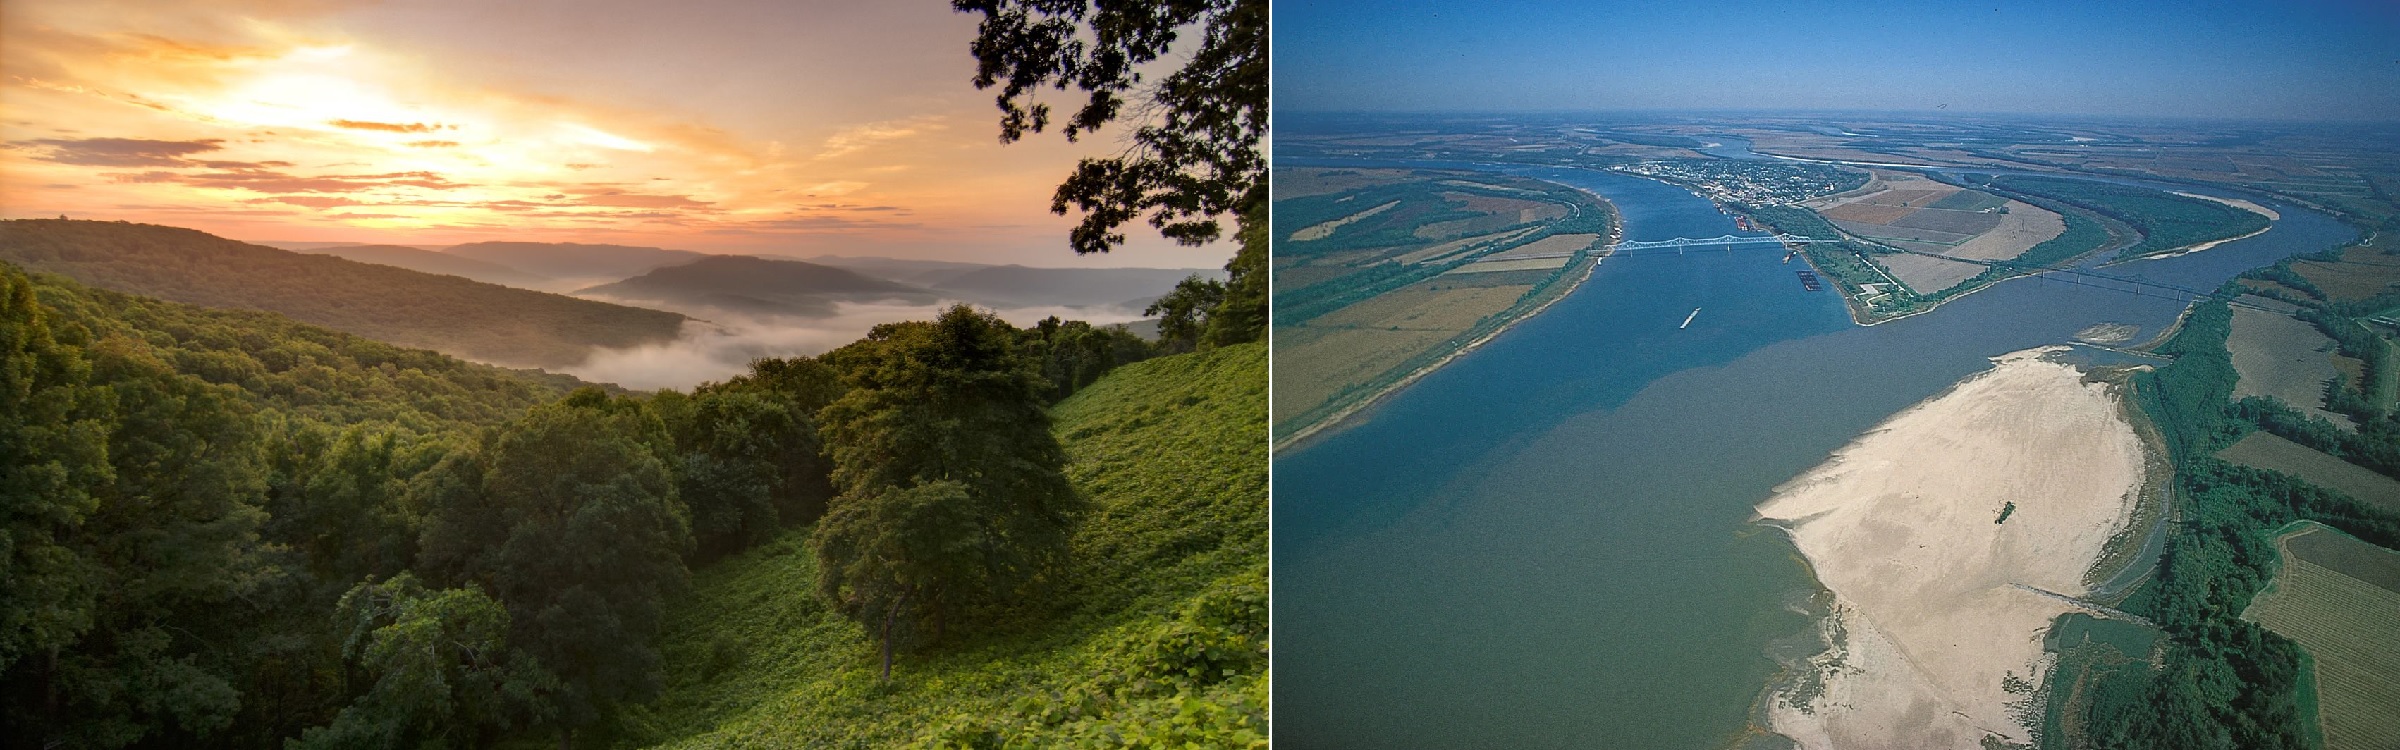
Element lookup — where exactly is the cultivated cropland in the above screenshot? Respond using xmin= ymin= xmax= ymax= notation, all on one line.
xmin=1271 ymin=167 xmax=1616 ymax=444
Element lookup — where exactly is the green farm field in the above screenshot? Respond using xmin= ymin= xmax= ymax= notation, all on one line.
xmin=2242 ymin=524 xmax=2400 ymax=750
xmin=2218 ymin=432 xmax=2400 ymax=515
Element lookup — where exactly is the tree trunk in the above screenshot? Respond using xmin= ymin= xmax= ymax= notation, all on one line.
xmin=558 ymin=725 xmax=573 ymax=750
xmin=880 ymin=589 xmax=910 ymax=682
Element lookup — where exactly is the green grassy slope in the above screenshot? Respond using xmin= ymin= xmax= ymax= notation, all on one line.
xmin=0 ymin=219 xmax=687 ymax=368
xmin=606 ymin=342 xmax=1267 ymax=749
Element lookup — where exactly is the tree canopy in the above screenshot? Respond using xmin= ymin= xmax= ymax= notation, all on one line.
xmin=812 ymin=305 xmax=1081 ymax=678
xmin=954 ymin=0 xmax=1267 ymax=346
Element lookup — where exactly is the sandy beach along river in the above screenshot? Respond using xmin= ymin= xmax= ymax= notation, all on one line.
xmin=1757 ymin=347 xmax=2147 ymax=748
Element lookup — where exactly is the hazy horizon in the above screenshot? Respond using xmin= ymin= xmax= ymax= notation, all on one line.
xmin=1276 ymin=0 xmax=2400 ymax=122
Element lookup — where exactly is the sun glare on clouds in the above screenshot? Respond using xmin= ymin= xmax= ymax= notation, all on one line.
xmin=2 ymin=13 xmax=938 ymax=248
xmin=0 ymin=0 xmax=1223 ymax=266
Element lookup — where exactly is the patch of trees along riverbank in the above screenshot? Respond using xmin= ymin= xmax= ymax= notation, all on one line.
xmin=2043 ymin=282 xmax=2400 ymax=748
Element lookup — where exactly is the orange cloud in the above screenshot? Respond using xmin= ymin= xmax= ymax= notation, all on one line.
xmin=327 ymin=119 xmax=447 ymax=133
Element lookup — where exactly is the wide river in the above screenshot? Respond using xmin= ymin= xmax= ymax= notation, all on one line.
xmin=1272 ymin=155 xmax=2355 ymax=749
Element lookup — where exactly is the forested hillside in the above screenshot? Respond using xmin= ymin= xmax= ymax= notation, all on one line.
xmin=0 ymin=260 xmax=598 ymax=748
xmin=0 ymin=259 xmax=1217 ymax=749
xmin=0 ymin=220 xmax=686 ymax=368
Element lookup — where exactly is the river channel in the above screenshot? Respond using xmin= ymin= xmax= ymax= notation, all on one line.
xmin=1271 ymin=154 xmax=2355 ymax=748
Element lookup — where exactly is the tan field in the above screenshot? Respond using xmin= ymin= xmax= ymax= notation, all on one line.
xmin=1273 ymin=283 xmax=1530 ymax=427
xmin=1446 ymin=256 xmax=1569 ymax=274
xmin=2228 ymin=306 xmax=2348 ymax=426
xmin=1877 ymin=252 xmax=1986 ymax=295
xmin=1860 ymin=188 xmax=1956 ymax=207
xmin=1482 ymin=233 xmax=1600 ymax=260
xmin=2293 ymin=241 xmax=2400 ymax=301
xmin=1388 ymin=226 xmax=1540 ymax=265
xmin=1439 ymin=179 xmax=1544 ymax=195
xmin=1289 ymin=200 xmax=1399 ymax=242
xmin=1821 ymin=202 xmax=1917 ymax=224
xmin=1806 ymin=170 xmax=2066 ymax=297
xmin=2242 ymin=524 xmax=2400 ymax=750
xmin=1880 ymin=199 xmax=2064 ymax=295
xmin=1759 ymin=348 xmax=2147 ymax=750
xmin=1943 ymin=200 xmax=2065 ymax=262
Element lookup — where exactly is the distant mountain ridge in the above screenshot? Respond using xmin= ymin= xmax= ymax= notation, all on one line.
xmin=243 ymin=236 xmax=1217 ymax=317
xmin=288 ymin=243 xmax=549 ymax=287
xmin=443 ymin=241 xmax=705 ymax=282
xmin=801 ymin=255 xmax=998 ymax=286
xmin=0 ymin=219 xmax=686 ymax=369
xmin=578 ymin=255 xmax=939 ymax=317
xmin=929 ymin=265 xmax=1221 ymax=310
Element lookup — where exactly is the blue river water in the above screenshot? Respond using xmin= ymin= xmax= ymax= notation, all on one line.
xmin=1271 ymin=158 xmax=2356 ymax=749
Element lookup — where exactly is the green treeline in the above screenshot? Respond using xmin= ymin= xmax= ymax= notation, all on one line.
xmin=1991 ymin=210 xmax=2113 ymax=275
xmin=2229 ymin=247 xmax=2400 ymax=468
xmin=0 ymin=258 xmax=1202 ymax=749
xmin=2045 ymin=295 xmax=2400 ymax=749
xmin=1983 ymin=175 xmax=2269 ymax=260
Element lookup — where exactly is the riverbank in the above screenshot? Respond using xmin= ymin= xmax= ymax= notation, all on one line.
xmin=1755 ymin=347 xmax=2149 ymax=749
xmin=1271 ymin=206 xmax=1620 ymax=453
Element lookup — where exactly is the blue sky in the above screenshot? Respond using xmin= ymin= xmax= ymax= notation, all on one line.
xmin=1274 ymin=0 xmax=2400 ymax=120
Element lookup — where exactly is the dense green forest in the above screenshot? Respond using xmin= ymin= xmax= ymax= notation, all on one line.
xmin=0 ymin=220 xmax=687 ymax=369
xmin=2044 ymin=291 xmax=2400 ymax=749
xmin=0 ymin=256 xmax=1231 ymax=749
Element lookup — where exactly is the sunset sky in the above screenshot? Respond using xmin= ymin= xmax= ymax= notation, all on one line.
xmin=0 ymin=0 xmax=1217 ymax=267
